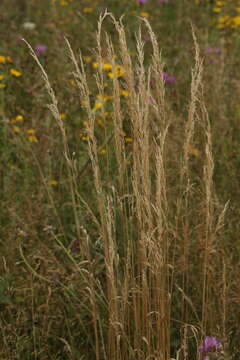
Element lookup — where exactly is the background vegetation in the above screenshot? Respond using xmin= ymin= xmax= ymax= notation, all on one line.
xmin=1 ymin=0 xmax=240 ymax=359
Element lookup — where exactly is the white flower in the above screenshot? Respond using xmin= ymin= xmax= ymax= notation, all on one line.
xmin=22 ymin=22 xmax=36 ymax=30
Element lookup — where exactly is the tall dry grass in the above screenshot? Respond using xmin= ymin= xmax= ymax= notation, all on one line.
xmin=21 ymin=13 xmax=229 ymax=360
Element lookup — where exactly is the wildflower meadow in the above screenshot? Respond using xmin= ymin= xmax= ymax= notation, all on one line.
xmin=1 ymin=0 xmax=240 ymax=359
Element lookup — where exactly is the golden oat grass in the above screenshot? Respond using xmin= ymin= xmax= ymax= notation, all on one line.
xmin=23 ymin=13 xmax=228 ymax=360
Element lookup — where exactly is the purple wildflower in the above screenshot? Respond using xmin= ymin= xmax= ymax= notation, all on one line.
xmin=199 ymin=337 xmax=223 ymax=359
xmin=205 ymin=47 xmax=221 ymax=64
xmin=137 ymin=0 xmax=147 ymax=3
xmin=35 ymin=45 xmax=48 ymax=56
xmin=161 ymin=72 xmax=177 ymax=84
xmin=143 ymin=35 xmax=151 ymax=42
xmin=205 ymin=47 xmax=221 ymax=54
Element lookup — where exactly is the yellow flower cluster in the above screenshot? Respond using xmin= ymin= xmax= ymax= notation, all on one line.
xmin=212 ymin=0 xmax=226 ymax=12
xmin=26 ymin=129 xmax=39 ymax=143
xmin=140 ymin=12 xmax=150 ymax=18
xmin=11 ymin=114 xmax=24 ymax=134
xmin=108 ymin=65 xmax=125 ymax=79
xmin=10 ymin=115 xmax=24 ymax=124
xmin=0 ymin=74 xmax=5 ymax=89
xmin=79 ymin=133 xmax=91 ymax=141
xmin=10 ymin=68 xmax=22 ymax=77
xmin=212 ymin=0 xmax=240 ymax=29
xmin=0 ymin=55 xmax=18 ymax=89
xmin=91 ymin=60 xmax=125 ymax=80
xmin=216 ymin=15 xmax=240 ymax=29
xmin=83 ymin=7 xmax=94 ymax=14
xmin=0 ymin=55 xmax=12 ymax=64
xmin=93 ymin=94 xmax=113 ymax=112
xmin=188 ymin=145 xmax=201 ymax=158
xmin=92 ymin=89 xmax=129 ymax=113
xmin=10 ymin=115 xmax=39 ymax=143
xmin=48 ymin=180 xmax=59 ymax=186
xmin=77 ymin=55 xmax=132 ymax=153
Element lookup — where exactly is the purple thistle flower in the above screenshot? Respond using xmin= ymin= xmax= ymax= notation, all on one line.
xmin=199 ymin=337 xmax=222 ymax=359
xmin=205 ymin=47 xmax=221 ymax=54
xmin=35 ymin=45 xmax=48 ymax=56
xmin=161 ymin=72 xmax=177 ymax=84
xmin=143 ymin=35 xmax=151 ymax=42
xmin=137 ymin=0 xmax=147 ymax=3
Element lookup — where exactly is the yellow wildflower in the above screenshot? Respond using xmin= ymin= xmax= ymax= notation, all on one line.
xmin=69 ymin=79 xmax=78 ymax=88
xmin=216 ymin=15 xmax=231 ymax=29
xmin=48 ymin=180 xmax=58 ymax=186
xmin=16 ymin=115 xmax=24 ymax=122
xmin=0 ymin=56 xmax=6 ymax=64
xmin=212 ymin=7 xmax=221 ymax=13
xmin=188 ymin=146 xmax=200 ymax=157
xmin=103 ymin=95 xmax=113 ymax=101
xmin=83 ymin=7 xmax=94 ymax=13
xmin=80 ymin=134 xmax=90 ymax=141
xmin=0 ymin=75 xmax=4 ymax=81
xmin=217 ymin=23 xmax=226 ymax=29
xmin=218 ymin=15 xmax=230 ymax=23
xmin=96 ymin=94 xmax=104 ymax=101
xmin=115 ymin=65 xmax=125 ymax=77
xmin=125 ymin=137 xmax=133 ymax=143
xmin=0 ymin=83 xmax=6 ymax=89
xmin=28 ymin=135 xmax=38 ymax=143
xmin=10 ymin=68 xmax=22 ymax=77
xmin=102 ymin=63 xmax=112 ymax=71
xmin=26 ymin=129 xmax=36 ymax=135
xmin=232 ymin=16 xmax=240 ymax=27
xmin=99 ymin=148 xmax=107 ymax=155
xmin=96 ymin=94 xmax=113 ymax=103
xmin=11 ymin=115 xmax=24 ymax=124
xmin=60 ymin=113 xmax=66 ymax=120
xmin=107 ymin=72 xmax=114 ymax=79
xmin=93 ymin=101 xmax=103 ymax=111
xmin=120 ymin=90 xmax=129 ymax=97
xmin=140 ymin=12 xmax=150 ymax=18
xmin=13 ymin=126 xmax=20 ymax=133
xmin=83 ymin=56 xmax=92 ymax=63
xmin=216 ymin=1 xmax=225 ymax=6
xmin=60 ymin=0 xmax=68 ymax=5
xmin=108 ymin=65 xmax=125 ymax=79
xmin=92 ymin=62 xmax=99 ymax=69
